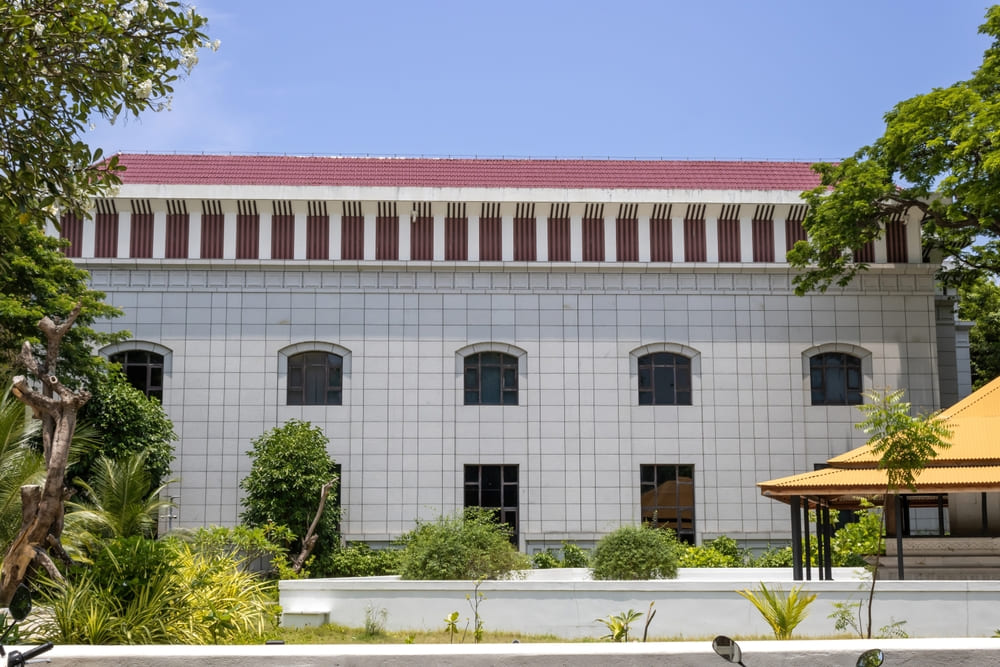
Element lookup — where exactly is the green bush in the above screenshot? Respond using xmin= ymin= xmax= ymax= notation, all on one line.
xmin=678 ymin=544 xmax=736 ymax=568
xmin=396 ymin=507 xmax=529 ymax=580
xmin=320 ymin=543 xmax=401 ymax=578
xmin=531 ymin=550 xmax=560 ymax=569
xmin=752 ymin=545 xmax=795 ymax=568
xmin=240 ymin=420 xmax=340 ymax=567
xmin=86 ymin=536 xmax=179 ymax=605
xmin=561 ymin=542 xmax=590 ymax=568
xmin=591 ymin=525 xmax=681 ymax=580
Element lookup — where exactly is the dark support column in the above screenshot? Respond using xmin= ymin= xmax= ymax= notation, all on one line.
xmin=822 ymin=504 xmax=833 ymax=580
xmin=937 ymin=495 xmax=946 ymax=537
xmin=895 ymin=495 xmax=905 ymax=580
xmin=983 ymin=492 xmax=990 ymax=536
xmin=803 ymin=501 xmax=812 ymax=581
xmin=790 ymin=496 xmax=802 ymax=581
xmin=814 ymin=501 xmax=824 ymax=581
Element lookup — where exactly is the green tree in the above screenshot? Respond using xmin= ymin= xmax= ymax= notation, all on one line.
xmin=240 ymin=420 xmax=340 ymax=568
xmin=0 ymin=1 xmax=212 ymax=237
xmin=788 ymin=6 xmax=1000 ymax=293
xmin=590 ymin=524 xmax=681 ymax=580
xmin=0 ymin=221 xmax=123 ymax=386
xmin=855 ymin=388 xmax=952 ymax=638
xmin=958 ymin=276 xmax=1000 ymax=389
xmin=0 ymin=382 xmax=44 ymax=547
xmin=75 ymin=370 xmax=176 ymax=493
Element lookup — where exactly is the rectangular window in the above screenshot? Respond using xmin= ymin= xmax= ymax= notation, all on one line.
xmin=854 ymin=241 xmax=875 ymax=263
xmin=60 ymin=213 xmax=83 ymax=258
xmin=886 ymin=220 xmax=908 ymax=263
xmin=582 ymin=217 xmax=604 ymax=261
xmin=130 ymin=212 xmax=154 ymax=258
xmin=201 ymin=213 xmax=224 ymax=259
xmin=271 ymin=213 xmax=295 ymax=260
xmin=410 ymin=211 xmax=432 ymax=261
xmin=306 ymin=201 xmax=329 ymax=260
xmin=640 ymin=464 xmax=695 ymax=544
xmin=464 ymin=464 xmax=518 ymax=544
xmin=514 ymin=216 xmax=536 ymax=261
xmin=342 ymin=202 xmax=364 ymax=260
xmin=236 ymin=205 xmax=259 ymax=259
xmin=616 ymin=217 xmax=638 ymax=262
xmin=445 ymin=204 xmax=468 ymax=260
xmin=683 ymin=219 xmax=706 ymax=262
xmin=479 ymin=204 xmax=502 ymax=261
xmin=717 ymin=218 xmax=740 ymax=262
xmin=548 ymin=217 xmax=570 ymax=261
xmin=650 ymin=205 xmax=673 ymax=262
xmin=94 ymin=213 xmax=118 ymax=258
xmin=752 ymin=218 xmax=774 ymax=262
xmin=165 ymin=212 xmax=189 ymax=259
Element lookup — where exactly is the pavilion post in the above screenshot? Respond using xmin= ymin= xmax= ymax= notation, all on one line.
xmin=822 ymin=503 xmax=833 ymax=580
xmin=895 ymin=495 xmax=905 ymax=580
xmin=803 ymin=500 xmax=811 ymax=581
xmin=790 ymin=496 xmax=802 ymax=581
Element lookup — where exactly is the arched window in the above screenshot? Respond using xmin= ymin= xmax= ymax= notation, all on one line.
xmin=464 ymin=352 xmax=518 ymax=405
xmin=637 ymin=352 xmax=692 ymax=405
xmin=810 ymin=352 xmax=862 ymax=405
xmin=287 ymin=351 xmax=343 ymax=405
xmin=109 ymin=350 xmax=164 ymax=401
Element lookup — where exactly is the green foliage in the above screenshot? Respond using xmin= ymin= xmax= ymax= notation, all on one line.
xmin=183 ymin=524 xmax=298 ymax=579
xmin=560 ymin=542 xmax=590 ymax=568
xmin=595 ymin=608 xmax=644 ymax=642
xmin=679 ymin=535 xmax=751 ymax=568
xmin=363 ymin=604 xmax=387 ymax=638
xmin=240 ymin=420 xmax=340 ymax=563
xmin=466 ymin=579 xmax=486 ymax=643
xmin=63 ymin=453 xmax=175 ymax=553
xmin=443 ymin=611 xmax=460 ymax=644
xmin=321 ymin=543 xmax=400 ymax=578
xmin=830 ymin=504 xmax=884 ymax=567
xmin=591 ymin=525 xmax=681 ymax=580
xmin=531 ymin=550 xmax=560 ymax=569
xmin=0 ymin=221 xmax=124 ymax=385
xmin=0 ymin=382 xmax=44 ymax=548
xmin=831 ymin=600 xmax=908 ymax=639
xmin=0 ymin=1 xmax=211 ymax=227
xmin=35 ymin=537 xmax=278 ymax=645
xmin=396 ymin=507 xmax=529 ymax=580
xmin=750 ymin=545 xmax=794 ymax=568
xmin=857 ymin=389 xmax=953 ymax=492
xmin=788 ymin=6 xmax=1000 ymax=292
xmin=737 ymin=582 xmax=817 ymax=640
xmin=959 ymin=276 xmax=1000 ymax=390
xmin=75 ymin=371 xmax=176 ymax=492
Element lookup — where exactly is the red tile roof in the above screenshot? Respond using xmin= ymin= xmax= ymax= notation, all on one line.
xmin=113 ymin=154 xmax=823 ymax=191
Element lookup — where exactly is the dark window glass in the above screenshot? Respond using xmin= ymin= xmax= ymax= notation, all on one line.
xmin=464 ymin=352 xmax=518 ymax=405
xmin=110 ymin=350 xmax=164 ymax=401
xmin=810 ymin=353 xmax=862 ymax=405
xmin=287 ymin=351 xmax=343 ymax=405
xmin=637 ymin=353 xmax=692 ymax=405
xmin=464 ymin=464 xmax=519 ymax=544
xmin=640 ymin=463 xmax=695 ymax=544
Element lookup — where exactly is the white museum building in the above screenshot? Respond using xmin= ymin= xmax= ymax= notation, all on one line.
xmin=60 ymin=154 xmax=970 ymax=551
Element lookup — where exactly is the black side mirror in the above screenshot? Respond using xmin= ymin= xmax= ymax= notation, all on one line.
xmin=712 ymin=635 xmax=746 ymax=666
xmin=8 ymin=585 xmax=31 ymax=622
xmin=857 ymin=648 xmax=884 ymax=667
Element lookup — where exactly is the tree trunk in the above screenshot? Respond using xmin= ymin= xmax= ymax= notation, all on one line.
xmin=291 ymin=478 xmax=338 ymax=574
xmin=0 ymin=306 xmax=89 ymax=606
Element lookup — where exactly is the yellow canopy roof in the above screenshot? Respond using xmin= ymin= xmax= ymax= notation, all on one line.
xmin=759 ymin=376 xmax=1000 ymax=504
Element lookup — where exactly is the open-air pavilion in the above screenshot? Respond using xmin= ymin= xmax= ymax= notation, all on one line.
xmin=758 ymin=376 xmax=1000 ymax=580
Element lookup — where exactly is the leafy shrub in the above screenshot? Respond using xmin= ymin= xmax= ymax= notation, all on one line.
xmin=396 ymin=507 xmax=529 ymax=580
xmin=706 ymin=536 xmax=749 ymax=564
xmin=184 ymin=524 xmax=298 ymax=578
xmin=531 ymin=550 xmax=560 ymax=569
xmin=320 ymin=543 xmax=401 ymax=577
xmin=87 ymin=536 xmax=179 ymax=605
xmin=678 ymin=544 xmax=736 ymax=568
xmin=751 ymin=545 xmax=795 ymax=568
xmin=560 ymin=542 xmax=590 ymax=568
xmin=830 ymin=504 xmax=883 ymax=566
xmin=737 ymin=582 xmax=816 ymax=640
xmin=240 ymin=420 xmax=340 ymax=565
xmin=591 ymin=525 xmax=681 ymax=580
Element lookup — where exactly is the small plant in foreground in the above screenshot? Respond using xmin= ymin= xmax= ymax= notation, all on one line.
xmin=443 ymin=611 xmax=460 ymax=644
xmin=363 ymin=603 xmax=387 ymax=637
xmin=595 ymin=608 xmax=644 ymax=642
xmin=737 ymin=582 xmax=816 ymax=640
xmin=466 ymin=578 xmax=486 ymax=643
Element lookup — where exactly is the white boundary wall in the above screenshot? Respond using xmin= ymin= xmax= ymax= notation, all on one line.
xmin=280 ymin=568 xmax=1000 ymax=639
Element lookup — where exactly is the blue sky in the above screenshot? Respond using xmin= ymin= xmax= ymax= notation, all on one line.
xmin=90 ymin=1 xmax=994 ymax=161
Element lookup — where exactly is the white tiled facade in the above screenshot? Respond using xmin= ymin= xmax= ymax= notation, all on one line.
xmin=70 ymin=156 xmax=967 ymax=550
